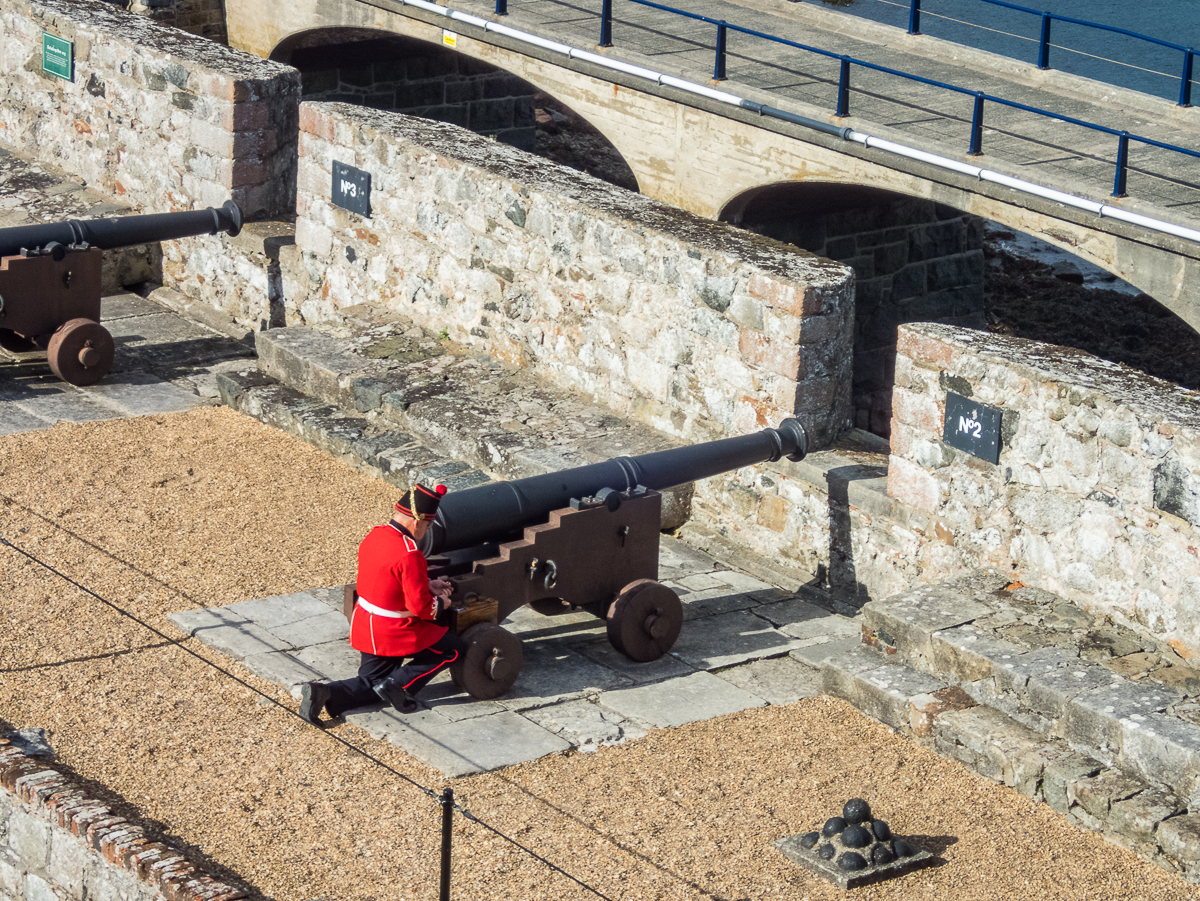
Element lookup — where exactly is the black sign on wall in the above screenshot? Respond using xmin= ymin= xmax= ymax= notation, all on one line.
xmin=332 ymin=160 xmax=371 ymax=217
xmin=942 ymin=392 xmax=1003 ymax=464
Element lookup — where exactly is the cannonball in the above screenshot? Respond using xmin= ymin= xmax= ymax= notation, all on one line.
xmin=893 ymin=839 xmax=915 ymax=858
xmin=837 ymin=851 xmax=868 ymax=871
xmin=872 ymin=819 xmax=891 ymax=841
xmin=872 ymin=844 xmax=897 ymax=866
xmin=842 ymin=798 xmax=871 ymax=824
xmin=817 ymin=843 xmax=836 ymax=860
xmin=822 ymin=816 xmax=847 ymax=837
xmin=841 ymin=824 xmax=871 ymax=848
xmin=799 ymin=832 xmax=820 ymax=850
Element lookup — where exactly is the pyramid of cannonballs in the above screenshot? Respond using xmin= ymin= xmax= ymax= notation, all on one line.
xmin=774 ymin=798 xmax=932 ymax=889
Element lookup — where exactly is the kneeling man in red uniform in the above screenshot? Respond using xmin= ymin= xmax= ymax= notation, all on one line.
xmin=299 ymin=483 xmax=468 ymax=723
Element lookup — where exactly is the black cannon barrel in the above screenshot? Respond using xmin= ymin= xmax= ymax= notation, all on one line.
xmin=420 ymin=418 xmax=807 ymax=556
xmin=0 ymin=201 xmax=242 ymax=258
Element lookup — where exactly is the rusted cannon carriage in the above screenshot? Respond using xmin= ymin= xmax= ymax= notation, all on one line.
xmin=0 ymin=201 xmax=242 ymax=385
xmin=346 ymin=419 xmax=807 ymax=700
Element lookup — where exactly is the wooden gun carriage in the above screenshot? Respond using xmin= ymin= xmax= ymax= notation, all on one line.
xmin=347 ymin=419 xmax=808 ymax=700
xmin=0 ymin=201 xmax=242 ymax=385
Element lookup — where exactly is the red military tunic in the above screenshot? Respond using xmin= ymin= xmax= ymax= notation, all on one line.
xmin=349 ymin=522 xmax=447 ymax=657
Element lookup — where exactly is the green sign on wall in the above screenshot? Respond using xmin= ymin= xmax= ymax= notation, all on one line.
xmin=42 ymin=32 xmax=73 ymax=81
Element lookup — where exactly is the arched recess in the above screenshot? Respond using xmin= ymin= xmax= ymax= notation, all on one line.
xmin=270 ymin=28 xmax=637 ymax=190
xmin=723 ymin=181 xmax=1200 ymax=435
xmin=722 ymin=182 xmax=985 ymax=437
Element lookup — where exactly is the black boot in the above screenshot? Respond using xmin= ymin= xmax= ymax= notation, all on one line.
xmin=299 ymin=682 xmax=332 ymax=724
xmin=373 ymin=676 xmax=419 ymax=714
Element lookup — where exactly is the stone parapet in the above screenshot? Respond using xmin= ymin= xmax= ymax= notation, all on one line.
xmin=288 ymin=102 xmax=855 ymax=448
xmin=0 ymin=0 xmax=297 ymax=220
xmin=0 ymin=737 xmax=248 ymax=901
xmin=887 ymin=321 xmax=1200 ymax=661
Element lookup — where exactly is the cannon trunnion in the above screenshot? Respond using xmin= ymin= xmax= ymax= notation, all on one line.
xmin=354 ymin=419 xmax=808 ymax=701
xmin=0 ymin=202 xmax=242 ymax=385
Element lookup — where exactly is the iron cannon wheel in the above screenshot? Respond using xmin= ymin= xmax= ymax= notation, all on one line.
xmin=450 ymin=623 xmax=523 ymax=700
xmin=606 ymin=579 xmax=683 ymax=662
xmin=47 ymin=318 xmax=114 ymax=386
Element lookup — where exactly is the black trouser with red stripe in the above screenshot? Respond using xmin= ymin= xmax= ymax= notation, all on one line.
xmin=323 ymin=630 xmax=469 ymax=717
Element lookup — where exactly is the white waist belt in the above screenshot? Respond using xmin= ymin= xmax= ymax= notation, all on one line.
xmin=357 ymin=597 xmax=413 ymax=619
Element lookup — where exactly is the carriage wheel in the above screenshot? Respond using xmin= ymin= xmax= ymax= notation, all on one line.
xmin=450 ymin=623 xmax=523 ymax=700
xmin=606 ymin=579 xmax=683 ymax=662
xmin=47 ymin=318 xmax=114 ymax=386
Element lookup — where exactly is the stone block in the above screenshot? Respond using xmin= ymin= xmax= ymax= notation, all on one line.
xmin=669 ymin=609 xmax=803 ymax=670
xmin=715 ymin=656 xmax=823 ymax=704
xmin=1025 ymin=661 xmax=1122 ymax=723
xmin=1110 ymin=786 xmax=1184 ymax=845
xmin=908 ymin=685 xmax=977 ymax=738
xmin=931 ymin=705 xmax=1043 ymax=786
xmin=1042 ymin=750 xmax=1103 ymax=815
xmin=1063 ymin=681 xmax=1182 ymax=760
xmin=929 ymin=624 xmax=1026 ymax=683
xmin=842 ymin=661 xmax=946 ymax=730
xmin=886 ymin=455 xmax=941 ymax=513
xmin=1069 ymin=769 xmax=1147 ymax=821
xmin=862 ymin=582 xmax=995 ymax=667
xmin=1158 ymin=813 xmax=1200 ymax=870
xmin=1119 ymin=713 xmax=1200 ymax=804
xmin=8 ymin=806 xmax=51 ymax=870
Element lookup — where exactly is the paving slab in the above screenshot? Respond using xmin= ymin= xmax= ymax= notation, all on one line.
xmin=525 ymin=699 xmax=649 ymax=751
xmin=676 ymin=587 xmax=761 ymax=621
xmin=167 ymin=606 xmax=251 ymax=638
xmin=669 ymin=609 xmax=803 ymax=670
xmin=222 ymin=592 xmax=333 ymax=631
xmin=267 ymin=610 xmax=351 ymax=648
xmin=715 ymin=656 xmax=823 ymax=705
xmin=83 ymin=371 xmax=202 ymax=416
xmin=8 ymin=387 xmax=123 ymax=425
xmin=789 ymin=635 xmax=864 ymax=668
xmin=0 ymin=405 xmax=52 ymax=435
xmin=242 ymin=651 xmax=329 ymax=697
xmin=378 ymin=709 xmax=573 ymax=778
xmin=495 ymin=643 xmax=633 ymax=710
xmin=572 ymin=639 xmax=695 ymax=683
xmin=598 ymin=671 xmax=767 ymax=728
xmin=293 ymin=640 xmax=361 ymax=682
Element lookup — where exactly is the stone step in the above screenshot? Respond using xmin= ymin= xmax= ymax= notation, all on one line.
xmin=819 ymin=641 xmax=1200 ymax=878
xmin=248 ymin=317 xmax=695 ymax=526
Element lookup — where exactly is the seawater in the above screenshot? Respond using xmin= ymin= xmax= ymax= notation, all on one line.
xmin=803 ymin=0 xmax=1200 ymax=101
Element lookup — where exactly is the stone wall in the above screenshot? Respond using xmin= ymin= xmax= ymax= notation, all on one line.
xmin=286 ymin=36 xmax=538 ymax=152
xmin=0 ymin=737 xmax=247 ymax=901
xmin=286 ymin=102 xmax=856 ymax=446
xmin=743 ymin=194 xmax=985 ymax=438
xmin=0 ymin=0 xmax=298 ymax=219
xmin=886 ymin=322 xmax=1200 ymax=660
xmin=126 ymin=0 xmax=227 ymax=44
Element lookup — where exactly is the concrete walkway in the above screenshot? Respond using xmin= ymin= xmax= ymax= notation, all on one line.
xmin=168 ymin=542 xmax=859 ymax=777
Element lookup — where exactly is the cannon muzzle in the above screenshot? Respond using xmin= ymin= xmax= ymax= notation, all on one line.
xmin=421 ymin=418 xmax=807 ymax=556
xmin=0 ymin=201 xmax=243 ymax=258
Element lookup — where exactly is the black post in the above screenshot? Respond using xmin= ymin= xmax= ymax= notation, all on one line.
xmin=495 ymin=0 xmax=507 ymax=15
xmin=1037 ymin=13 xmax=1052 ymax=70
xmin=1113 ymin=132 xmax=1129 ymax=198
xmin=713 ymin=21 xmax=727 ymax=81
xmin=836 ymin=57 xmax=851 ymax=117
xmin=1179 ymin=49 xmax=1194 ymax=108
xmin=439 ymin=788 xmax=454 ymax=901
xmin=599 ymin=0 xmax=613 ymax=47
xmin=907 ymin=0 xmax=921 ymax=35
xmin=968 ymin=92 xmax=985 ymax=156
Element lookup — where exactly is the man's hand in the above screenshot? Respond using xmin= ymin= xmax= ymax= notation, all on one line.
xmin=430 ymin=578 xmax=453 ymax=610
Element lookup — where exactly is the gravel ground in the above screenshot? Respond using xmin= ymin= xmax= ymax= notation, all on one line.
xmin=2 ymin=406 xmax=1198 ymax=901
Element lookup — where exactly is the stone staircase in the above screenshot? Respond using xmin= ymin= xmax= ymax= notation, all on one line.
xmin=822 ymin=570 xmax=1200 ymax=878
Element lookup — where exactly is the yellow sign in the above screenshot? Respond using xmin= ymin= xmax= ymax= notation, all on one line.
xmin=442 ymin=29 xmax=457 ymax=47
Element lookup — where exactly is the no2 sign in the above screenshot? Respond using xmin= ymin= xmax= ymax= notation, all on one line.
xmin=942 ymin=391 xmax=1003 ymax=464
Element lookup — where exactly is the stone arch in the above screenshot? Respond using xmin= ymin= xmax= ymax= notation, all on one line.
xmin=269 ymin=27 xmax=637 ymax=189
xmin=722 ymin=181 xmax=985 ymax=437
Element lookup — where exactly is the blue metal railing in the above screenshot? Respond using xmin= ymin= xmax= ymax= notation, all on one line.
xmin=904 ymin=0 xmax=1195 ymax=108
xmin=569 ymin=0 xmax=1200 ymax=198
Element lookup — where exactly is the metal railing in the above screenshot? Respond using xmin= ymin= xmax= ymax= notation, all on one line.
xmin=542 ymin=0 xmax=1200 ymax=198
xmin=903 ymin=0 xmax=1195 ymax=108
